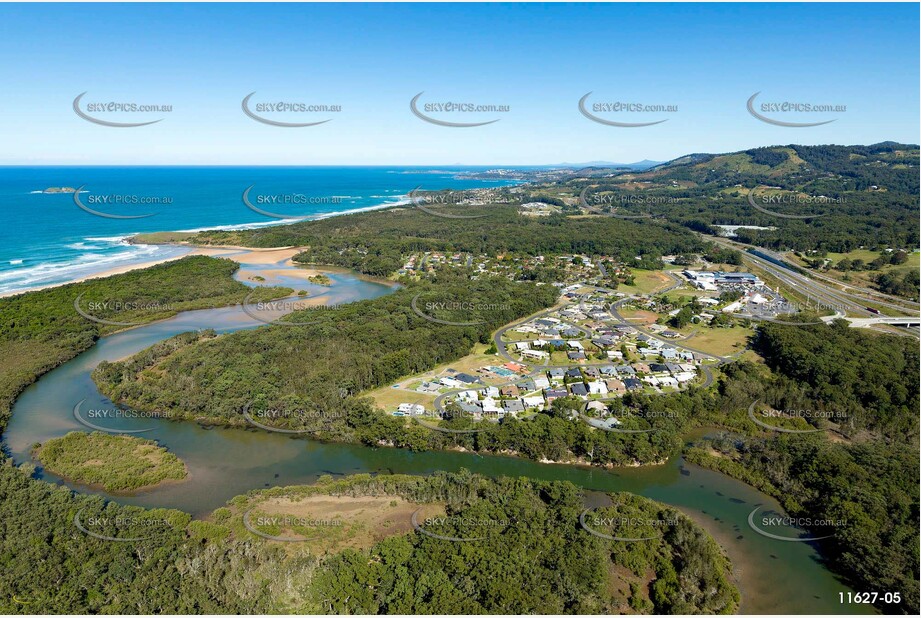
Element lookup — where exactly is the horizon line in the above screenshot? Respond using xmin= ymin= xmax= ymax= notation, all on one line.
xmin=2 ymin=140 xmax=916 ymax=169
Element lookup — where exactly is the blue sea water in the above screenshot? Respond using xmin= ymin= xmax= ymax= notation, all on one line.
xmin=0 ymin=167 xmax=518 ymax=295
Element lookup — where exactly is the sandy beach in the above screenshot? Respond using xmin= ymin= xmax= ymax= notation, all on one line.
xmin=0 ymin=245 xmax=312 ymax=299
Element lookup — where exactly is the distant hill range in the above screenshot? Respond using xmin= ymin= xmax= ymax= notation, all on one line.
xmin=553 ymin=159 xmax=662 ymax=170
xmin=561 ymin=142 xmax=919 ymax=254
xmin=635 ymin=141 xmax=919 ymax=194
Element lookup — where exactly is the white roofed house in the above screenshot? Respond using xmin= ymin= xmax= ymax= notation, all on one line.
xmin=658 ymin=377 xmax=679 ymax=389
xmin=397 ymin=403 xmax=426 ymax=416
xmin=481 ymin=397 xmax=501 ymax=414
xmin=587 ymin=380 xmax=608 ymax=395
xmin=585 ymin=400 xmax=608 ymax=415
xmin=522 ymin=395 xmax=545 ymax=409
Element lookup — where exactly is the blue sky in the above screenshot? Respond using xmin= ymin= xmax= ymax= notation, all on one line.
xmin=0 ymin=2 xmax=917 ymax=165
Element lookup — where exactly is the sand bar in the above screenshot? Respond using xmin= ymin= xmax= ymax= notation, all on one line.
xmin=0 ymin=245 xmax=310 ymax=299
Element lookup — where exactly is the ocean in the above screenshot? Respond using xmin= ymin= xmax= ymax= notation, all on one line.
xmin=0 ymin=166 xmax=518 ymax=295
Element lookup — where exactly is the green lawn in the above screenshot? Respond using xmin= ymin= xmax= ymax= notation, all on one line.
xmin=788 ymin=249 xmax=919 ymax=297
xmin=677 ymin=325 xmax=752 ymax=357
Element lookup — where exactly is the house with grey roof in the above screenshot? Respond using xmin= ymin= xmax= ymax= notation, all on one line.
xmin=624 ymin=378 xmax=643 ymax=391
xmin=570 ymin=382 xmax=589 ymax=397
xmin=593 ymin=336 xmax=616 ymax=348
xmin=456 ymin=401 xmax=482 ymax=416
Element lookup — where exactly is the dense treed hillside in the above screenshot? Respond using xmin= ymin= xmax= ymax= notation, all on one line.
xmin=752 ymin=320 xmax=919 ymax=437
xmin=0 ymin=466 xmax=738 ymax=614
xmin=687 ymin=435 xmax=918 ymax=615
xmin=566 ymin=142 xmax=919 ymax=253
xmin=651 ymin=142 xmax=919 ymax=194
xmin=93 ymin=277 xmax=557 ymax=423
xmin=302 ymin=473 xmax=738 ymax=614
xmin=685 ymin=321 xmax=920 ymax=614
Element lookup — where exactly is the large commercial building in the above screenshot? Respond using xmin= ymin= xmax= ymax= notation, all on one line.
xmin=682 ymin=270 xmax=762 ymax=289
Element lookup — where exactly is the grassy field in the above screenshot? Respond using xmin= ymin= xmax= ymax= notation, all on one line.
xmin=677 ymin=325 xmax=751 ymax=357
xmin=234 ymin=494 xmax=442 ymax=552
xmin=823 ymin=249 xmax=889 ymax=263
xmin=501 ymin=330 xmax=541 ymax=343
xmin=364 ymin=385 xmax=437 ymax=412
xmin=617 ymin=308 xmax=658 ymax=325
xmin=661 ymin=287 xmax=715 ymax=301
xmin=788 ymin=249 xmax=920 ymax=293
xmin=36 ymin=431 xmax=188 ymax=492
xmin=621 ymin=301 xmax=751 ymax=357
xmin=619 ymin=269 xmax=673 ymax=295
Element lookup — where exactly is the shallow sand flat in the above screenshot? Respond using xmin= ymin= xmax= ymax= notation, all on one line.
xmin=218 ymin=246 xmax=305 ymax=265
xmin=237 ymin=265 xmax=327 ymax=284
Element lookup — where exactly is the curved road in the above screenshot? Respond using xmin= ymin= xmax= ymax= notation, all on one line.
xmin=433 ymin=279 xmax=722 ymax=415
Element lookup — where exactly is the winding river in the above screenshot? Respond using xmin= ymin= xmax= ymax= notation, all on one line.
xmin=2 ymin=257 xmax=872 ymax=615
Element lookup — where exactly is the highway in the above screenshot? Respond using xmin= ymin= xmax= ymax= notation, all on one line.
xmin=820 ymin=315 xmax=921 ymax=328
xmin=703 ymin=235 xmax=921 ymax=337
xmin=707 ymin=237 xmax=873 ymax=316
